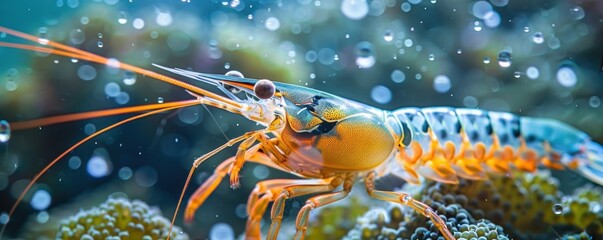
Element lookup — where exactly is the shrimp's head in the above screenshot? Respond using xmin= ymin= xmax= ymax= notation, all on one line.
xmin=156 ymin=66 xmax=398 ymax=173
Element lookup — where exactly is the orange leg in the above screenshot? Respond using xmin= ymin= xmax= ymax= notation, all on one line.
xmin=292 ymin=174 xmax=355 ymax=240
xmin=184 ymin=157 xmax=235 ymax=222
xmin=364 ymin=172 xmax=455 ymax=240
xmin=266 ymin=178 xmax=342 ymax=240
xmin=245 ymin=178 xmax=332 ymax=239
xmin=229 ymin=133 xmax=263 ymax=188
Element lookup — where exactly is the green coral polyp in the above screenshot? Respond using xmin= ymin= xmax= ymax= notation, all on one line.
xmin=56 ymin=197 xmax=188 ymax=240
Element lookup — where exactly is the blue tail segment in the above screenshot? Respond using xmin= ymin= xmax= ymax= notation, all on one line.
xmin=578 ymin=140 xmax=603 ymax=186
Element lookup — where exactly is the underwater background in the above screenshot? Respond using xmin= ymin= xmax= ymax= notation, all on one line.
xmin=0 ymin=0 xmax=602 ymax=239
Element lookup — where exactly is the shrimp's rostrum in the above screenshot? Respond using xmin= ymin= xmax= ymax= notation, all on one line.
xmin=2 ymin=26 xmax=603 ymax=240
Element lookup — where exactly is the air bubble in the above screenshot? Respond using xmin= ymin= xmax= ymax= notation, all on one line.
xmin=383 ymin=30 xmax=394 ymax=42
xmin=371 ymin=85 xmax=392 ymax=104
xmin=123 ymin=71 xmax=136 ymax=85
xmin=556 ymin=63 xmax=578 ymax=88
xmin=68 ymin=156 xmax=81 ymax=170
xmin=69 ymin=29 xmax=85 ymax=45
xmin=265 ymin=17 xmax=280 ymax=31
xmin=433 ymin=75 xmax=451 ymax=93
xmin=157 ymin=97 xmax=164 ymax=103
xmin=473 ymin=21 xmax=482 ymax=31
xmin=589 ymin=96 xmax=600 ymax=108
xmin=391 ymin=70 xmax=406 ymax=83
xmin=97 ymin=41 xmax=104 ymax=48
xmin=355 ymin=42 xmax=376 ymax=68
xmin=225 ymin=70 xmax=244 ymax=78
xmin=552 ymin=204 xmax=563 ymax=214
xmin=497 ymin=50 xmax=511 ymax=68
xmin=31 ymin=189 xmax=52 ymax=210
xmin=118 ymin=167 xmax=133 ymax=180
xmin=341 ymin=0 xmax=369 ymax=20
xmin=513 ymin=72 xmax=521 ymax=78
xmin=253 ymin=165 xmax=269 ymax=179
xmin=532 ymin=32 xmax=544 ymax=44
xmin=210 ymin=223 xmax=235 ymax=240
xmin=0 ymin=120 xmax=10 ymax=143
xmin=428 ymin=54 xmax=435 ymax=61
xmin=38 ymin=27 xmax=49 ymax=45
xmin=569 ymin=6 xmax=585 ymax=20
xmin=0 ymin=212 xmax=9 ymax=224
xmin=104 ymin=82 xmax=121 ymax=97
xmin=118 ymin=11 xmax=128 ymax=24
xmin=87 ymin=156 xmax=111 ymax=178
xmin=483 ymin=57 xmax=490 ymax=64
xmin=77 ymin=65 xmax=97 ymax=81
xmin=526 ymin=66 xmax=539 ymax=79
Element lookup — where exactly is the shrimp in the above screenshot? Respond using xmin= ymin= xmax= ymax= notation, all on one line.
xmin=1 ymin=26 xmax=603 ymax=240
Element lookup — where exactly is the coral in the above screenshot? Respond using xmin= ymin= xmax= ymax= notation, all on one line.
xmin=56 ymin=197 xmax=188 ymax=240
xmin=344 ymin=202 xmax=509 ymax=240
xmin=408 ymin=171 xmax=603 ymax=239
xmin=304 ymin=195 xmax=370 ymax=239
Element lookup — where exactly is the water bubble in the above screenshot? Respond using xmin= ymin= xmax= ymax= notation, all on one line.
xmin=513 ymin=72 xmax=521 ymax=78
xmin=484 ymin=11 xmax=501 ymax=28
xmin=355 ymin=42 xmax=376 ymax=68
xmin=569 ymin=6 xmax=585 ymax=20
xmin=523 ymin=26 xmax=530 ymax=32
xmin=404 ymin=39 xmax=413 ymax=47
xmin=463 ymin=96 xmax=478 ymax=108
xmin=225 ymin=70 xmax=244 ymax=78
xmin=98 ymin=33 xmax=103 ymax=38
xmin=391 ymin=70 xmax=406 ymax=83
xmin=36 ymin=211 xmax=49 ymax=223
xmin=104 ymin=82 xmax=121 ymax=97
xmin=77 ymin=65 xmax=97 ymax=81
xmin=235 ymin=204 xmax=247 ymax=218
xmin=123 ymin=71 xmax=136 ymax=85
xmin=38 ymin=27 xmax=49 ymax=45
xmin=401 ymin=2 xmax=411 ymax=12
xmin=457 ymin=49 xmax=462 ymax=54
xmin=547 ymin=36 xmax=561 ymax=49
xmin=157 ymin=97 xmax=164 ymax=103
xmin=0 ymin=212 xmax=8 ymax=224
xmin=341 ymin=0 xmax=369 ymax=20
xmin=118 ymin=11 xmax=128 ymax=24
xmin=526 ymin=66 xmax=539 ymax=79
xmin=431 ymin=0 xmax=436 ymax=3
xmin=156 ymin=12 xmax=173 ymax=26
xmin=68 ymin=156 xmax=81 ymax=170
xmin=305 ymin=51 xmax=318 ymax=63
xmin=69 ymin=29 xmax=85 ymax=45
xmin=497 ymin=50 xmax=511 ymax=68
xmin=383 ymin=30 xmax=394 ymax=42
xmin=253 ymin=165 xmax=269 ymax=179
xmin=428 ymin=53 xmax=435 ymax=61
xmin=483 ymin=57 xmax=490 ymax=64
xmin=115 ymin=92 xmax=130 ymax=105
xmin=265 ymin=17 xmax=280 ymax=31
xmin=490 ymin=0 xmax=509 ymax=7
xmin=106 ymin=58 xmax=121 ymax=68
xmin=552 ymin=204 xmax=563 ymax=214
xmin=371 ymin=85 xmax=392 ymax=104
xmin=118 ymin=167 xmax=133 ymax=180
xmin=84 ymin=123 xmax=96 ymax=135
xmin=433 ymin=75 xmax=451 ymax=93
xmin=589 ymin=96 xmax=600 ymax=108
xmin=210 ymin=223 xmax=235 ymax=240
xmin=31 ymin=189 xmax=51 ymax=210
xmin=178 ymin=106 xmax=201 ymax=124
xmin=87 ymin=156 xmax=111 ymax=178
xmin=472 ymin=1 xmax=493 ymax=19
xmin=134 ymin=166 xmax=158 ymax=187
xmin=132 ymin=18 xmax=145 ymax=29
xmin=556 ymin=64 xmax=578 ymax=88
xmin=532 ymin=32 xmax=544 ymax=44
xmin=0 ymin=120 xmax=10 ymax=143
xmin=473 ymin=21 xmax=483 ymax=32
xmin=97 ymin=41 xmax=104 ymax=48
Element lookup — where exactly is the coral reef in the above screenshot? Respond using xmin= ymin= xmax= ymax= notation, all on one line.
xmin=340 ymin=171 xmax=601 ymax=239
xmin=411 ymin=171 xmax=602 ymax=238
xmin=56 ymin=197 xmax=188 ymax=240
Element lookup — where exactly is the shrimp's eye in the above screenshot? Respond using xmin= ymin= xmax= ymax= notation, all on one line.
xmin=254 ymin=79 xmax=275 ymax=99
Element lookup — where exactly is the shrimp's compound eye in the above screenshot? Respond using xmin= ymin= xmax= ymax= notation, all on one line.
xmin=254 ymin=79 xmax=275 ymax=99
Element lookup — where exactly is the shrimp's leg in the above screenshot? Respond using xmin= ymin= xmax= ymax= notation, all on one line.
xmin=266 ymin=178 xmax=342 ymax=239
xmin=245 ymin=178 xmax=333 ymax=239
xmin=229 ymin=133 xmax=263 ymax=188
xmin=364 ymin=172 xmax=455 ymax=240
xmin=292 ymin=174 xmax=355 ymax=240
xmin=184 ymin=157 xmax=235 ymax=222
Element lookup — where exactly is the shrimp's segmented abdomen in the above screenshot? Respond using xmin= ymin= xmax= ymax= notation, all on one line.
xmin=388 ymin=107 xmax=603 ymax=185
